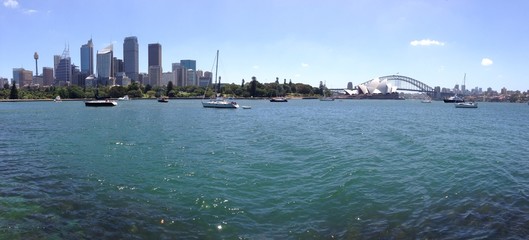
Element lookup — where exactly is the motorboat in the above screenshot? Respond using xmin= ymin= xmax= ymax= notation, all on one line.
xmin=54 ymin=96 xmax=62 ymax=102
xmin=270 ymin=97 xmax=288 ymax=102
xmin=85 ymin=99 xmax=117 ymax=107
xmin=158 ymin=97 xmax=169 ymax=103
xmin=455 ymin=102 xmax=477 ymax=108
xmin=443 ymin=95 xmax=464 ymax=103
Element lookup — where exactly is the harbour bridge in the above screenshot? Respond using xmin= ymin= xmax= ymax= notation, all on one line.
xmin=331 ymin=74 xmax=447 ymax=98
xmin=358 ymin=75 xmax=435 ymax=93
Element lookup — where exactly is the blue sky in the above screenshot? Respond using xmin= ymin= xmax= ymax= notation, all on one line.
xmin=1 ymin=0 xmax=528 ymax=91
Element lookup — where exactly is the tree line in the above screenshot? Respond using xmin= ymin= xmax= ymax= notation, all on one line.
xmin=1 ymin=77 xmax=332 ymax=100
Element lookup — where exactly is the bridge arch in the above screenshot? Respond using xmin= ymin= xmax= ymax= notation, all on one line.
xmin=359 ymin=75 xmax=434 ymax=93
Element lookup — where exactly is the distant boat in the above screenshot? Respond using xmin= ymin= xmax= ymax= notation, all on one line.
xmin=319 ymin=97 xmax=334 ymax=101
xmin=118 ymin=95 xmax=130 ymax=101
xmin=421 ymin=98 xmax=432 ymax=103
xmin=54 ymin=96 xmax=62 ymax=102
xmin=270 ymin=97 xmax=288 ymax=102
xmin=201 ymin=50 xmax=239 ymax=109
xmin=241 ymin=105 xmax=252 ymax=109
xmin=158 ymin=97 xmax=169 ymax=103
xmin=85 ymin=99 xmax=117 ymax=107
xmin=455 ymin=102 xmax=477 ymax=108
xmin=443 ymin=95 xmax=464 ymax=103
xmin=445 ymin=74 xmax=467 ymax=103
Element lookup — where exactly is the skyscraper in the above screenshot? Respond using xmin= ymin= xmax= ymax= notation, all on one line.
xmin=43 ymin=67 xmax=54 ymax=86
xmin=80 ymin=38 xmax=94 ymax=75
xmin=148 ymin=43 xmax=162 ymax=86
xmin=180 ymin=59 xmax=196 ymax=86
xmin=123 ymin=36 xmax=139 ymax=81
xmin=55 ymin=46 xmax=71 ymax=86
xmin=97 ymin=44 xmax=113 ymax=85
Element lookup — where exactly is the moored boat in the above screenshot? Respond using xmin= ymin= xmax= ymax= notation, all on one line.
xmin=85 ymin=99 xmax=117 ymax=107
xmin=444 ymin=95 xmax=464 ymax=103
xmin=270 ymin=97 xmax=288 ymax=102
xmin=201 ymin=50 xmax=239 ymax=109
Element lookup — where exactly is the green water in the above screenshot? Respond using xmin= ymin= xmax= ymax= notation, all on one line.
xmin=1 ymin=99 xmax=529 ymax=239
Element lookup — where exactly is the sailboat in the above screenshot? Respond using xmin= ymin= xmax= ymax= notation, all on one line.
xmin=202 ymin=50 xmax=239 ymax=109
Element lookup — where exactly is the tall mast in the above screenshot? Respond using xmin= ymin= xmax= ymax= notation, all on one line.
xmin=215 ymin=50 xmax=219 ymax=93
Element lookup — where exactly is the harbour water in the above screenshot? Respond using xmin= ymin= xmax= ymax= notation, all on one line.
xmin=1 ymin=99 xmax=529 ymax=239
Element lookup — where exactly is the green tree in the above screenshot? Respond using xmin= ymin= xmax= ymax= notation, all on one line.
xmin=109 ymin=86 xmax=127 ymax=98
xmin=250 ymin=76 xmax=257 ymax=97
xmin=166 ymin=81 xmax=174 ymax=96
xmin=9 ymin=81 xmax=18 ymax=99
xmin=144 ymin=84 xmax=152 ymax=93
xmin=68 ymin=86 xmax=85 ymax=98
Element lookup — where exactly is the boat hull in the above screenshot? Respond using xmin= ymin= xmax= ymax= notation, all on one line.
xmin=202 ymin=101 xmax=239 ymax=108
xmin=444 ymin=99 xmax=465 ymax=103
xmin=270 ymin=98 xmax=288 ymax=102
xmin=85 ymin=100 xmax=117 ymax=107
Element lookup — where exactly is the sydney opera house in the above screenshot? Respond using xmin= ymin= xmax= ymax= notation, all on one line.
xmin=339 ymin=77 xmax=403 ymax=99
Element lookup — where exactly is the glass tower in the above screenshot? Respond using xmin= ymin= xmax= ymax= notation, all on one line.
xmin=123 ymin=36 xmax=139 ymax=81
xmin=80 ymin=39 xmax=94 ymax=75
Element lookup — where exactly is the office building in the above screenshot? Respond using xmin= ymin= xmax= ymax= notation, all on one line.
xmin=80 ymin=38 xmax=94 ymax=75
xmin=97 ymin=44 xmax=113 ymax=85
xmin=172 ymin=63 xmax=186 ymax=87
xmin=148 ymin=43 xmax=162 ymax=86
xmin=180 ymin=59 xmax=196 ymax=86
xmin=42 ymin=67 xmax=54 ymax=86
xmin=12 ymin=68 xmax=33 ymax=87
xmin=123 ymin=36 xmax=139 ymax=82
xmin=55 ymin=46 xmax=71 ymax=86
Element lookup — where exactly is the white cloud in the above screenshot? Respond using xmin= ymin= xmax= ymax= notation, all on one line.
xmin=252 ymin=65 xmax=259 ymax=69
xmin=301 ymin=63 xmax=309 ymax=68
xmin=23 ymin=9 xmax=37 ymax=14
xmin=410 ymin=39 xmax=445 ymax=46
xmin=3 ymin=0 xmax=18 ymax=8
xmin=481 ymin=58 xmax=493 ymax=66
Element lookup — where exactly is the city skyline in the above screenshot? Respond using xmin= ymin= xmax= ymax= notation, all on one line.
xmin=1 ymin=0 xmax=529 ymax=91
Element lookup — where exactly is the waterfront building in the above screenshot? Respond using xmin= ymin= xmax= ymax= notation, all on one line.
xmin=97 ymin=44 xmax=113 ymax=85
xmin=123 ymin=36 xmax=139 ymax=82
xmin=42 ymin=67 xmax=53 ymax=86
xmin=356 ymin=77 xmax=397 ymax=95
xmin=80 ymin=38 xmax=94 ymax=75
xmin=85 ymin=74 xmax=96 ymax=88
xmin=115 ymin=72 xmax=131 ymax=87
xmin=148 ymin=43 xmax=162 ymax=86
xmin=12 ymin=68 xmax=33 ymax=87
xmin=180 ymin=59 xmax=196 ymax=86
